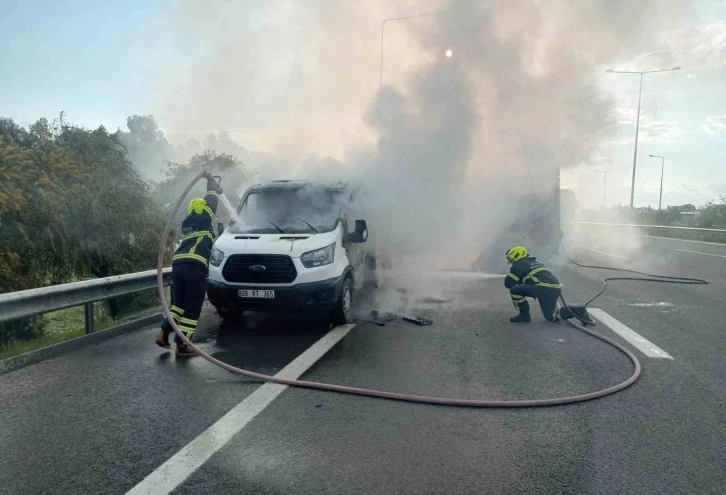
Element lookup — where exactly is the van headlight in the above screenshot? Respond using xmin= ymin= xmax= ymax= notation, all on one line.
xmin=210 ymin=247 xmax=225 ymax=267
xmin=301 ymin=243 xmax=335 ymax=268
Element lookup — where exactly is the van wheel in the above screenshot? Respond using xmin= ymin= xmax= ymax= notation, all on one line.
xmin=330 ymin=278 xmax=354 ymax=326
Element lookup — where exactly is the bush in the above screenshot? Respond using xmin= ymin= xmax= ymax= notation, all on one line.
xmin=0 ymin=316 xmax=46 ymax=346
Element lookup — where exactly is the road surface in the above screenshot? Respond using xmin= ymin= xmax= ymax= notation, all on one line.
xmin=1 ymin=235 xmax=725 ymax=494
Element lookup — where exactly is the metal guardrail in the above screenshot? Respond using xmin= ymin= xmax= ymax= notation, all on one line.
xmin=0 ymin=268 xmax=172 ymax=333
xmin=572 ymin=222 xmax=726 ymax=233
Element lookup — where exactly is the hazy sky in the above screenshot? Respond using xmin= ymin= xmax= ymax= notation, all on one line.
xmin=2 ymin=0 xmax=725 ymax=208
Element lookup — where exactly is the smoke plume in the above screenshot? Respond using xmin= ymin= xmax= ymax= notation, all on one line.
xmin=151 ymin=0 xmax=692 ymax=267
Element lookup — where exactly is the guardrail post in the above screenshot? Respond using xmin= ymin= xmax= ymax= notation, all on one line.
xmin=84 ymin=302 xmax=94 ymax=334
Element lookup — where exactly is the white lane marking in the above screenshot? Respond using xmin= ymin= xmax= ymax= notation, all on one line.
xmin=676 ymin=248 xmax=726 ymax=259
xmin=644 ymin=235 xmax=726 ymax=247
xmin=589 ymin=309 xmax=673 ymax=359
xmin=126 ymin=324 xmax=355 ymax=495
xmin=586 ymin=248 xmax=631 ymax=260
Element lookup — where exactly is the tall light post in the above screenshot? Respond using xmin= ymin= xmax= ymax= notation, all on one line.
xmin=594 ymin=170 xmax=607 ymax=206
xmin=605 ymin=66 xmax=680 ymax=208
xmin=380 ymin=11 xmax=446 ymax=89
xmin=649 ymin=154 xmax=665 ymax=210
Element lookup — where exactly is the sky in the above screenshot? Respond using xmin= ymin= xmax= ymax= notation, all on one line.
xmin=2 ymin=0 xmax=726 ymax=209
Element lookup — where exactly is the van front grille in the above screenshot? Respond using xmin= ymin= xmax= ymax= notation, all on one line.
xmin=222 ymin=255 xmax=297 ymax=284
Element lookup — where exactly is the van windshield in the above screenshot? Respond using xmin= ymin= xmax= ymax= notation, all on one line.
xmin=229 ymin=187 xmax=345 ymax=234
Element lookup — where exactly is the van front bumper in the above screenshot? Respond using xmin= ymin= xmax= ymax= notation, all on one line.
xmin=207 ymin=276 xmax=344 ymax=313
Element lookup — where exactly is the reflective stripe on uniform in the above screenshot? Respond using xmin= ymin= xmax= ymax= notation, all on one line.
xmin=189 ymin=235 xmax=203 ymax=255
xmin=203 ymin=206 xmax=214 ymax=217
xmin=178 ymin=323 xmax=196 ymax=336
xmin=171 ymin=305 xmax=183 ymax=315
xmin=523 ymin=267 xmax=546 ymax=283
xmin=536 ymin=282 xmax=562 ymax=288
xmin=180 ymin=317 xmax=198 ymax=326
xmin=507 ymin=272 xmax=520 ymax=282
xmin=172 ymin=253 xmax=209 ymax=266
xmin=205 ymin=190 xmax=218 ymax=196
xmin=181 ymin=231 xmax=214 ymax=242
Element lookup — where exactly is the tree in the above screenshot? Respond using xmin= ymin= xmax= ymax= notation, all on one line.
xmin=154 ymin=151 xmax=247 ymax=228
xmin=115 ymin=115 xmax=174 ymax=181
xmin=1 ymin=117 xmax=174 ymax=341
xmin=697 ymin=196 xmax=726 ymax=229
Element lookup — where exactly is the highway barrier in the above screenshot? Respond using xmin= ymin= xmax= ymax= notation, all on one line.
xmin=571 ymin=222 xmax=726 ymax=244
xmin=0 ymin=268 xmax=172 ymax=332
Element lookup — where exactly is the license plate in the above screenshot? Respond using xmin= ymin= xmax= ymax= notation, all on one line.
xmin=238 ymin=289 xmax=275 ymax=299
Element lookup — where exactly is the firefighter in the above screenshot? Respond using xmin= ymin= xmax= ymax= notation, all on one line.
xmin=505 ymin=245 xmax=593 ymax=324
xmin=155 ymin=170 xmax=223 ymax=356
xmin=505 ymin=245 xmax=562 ymax=323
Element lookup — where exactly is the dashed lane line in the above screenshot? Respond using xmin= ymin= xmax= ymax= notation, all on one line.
xmin=125 ymin=324 xmax=356 ymax=495
xmin=589 ymin=308 xmax=673 ymax=359
xmin=676 ymin=248 xmax=726 ymax=259
xmin=586 ymin=248 xmax=631 ymax=260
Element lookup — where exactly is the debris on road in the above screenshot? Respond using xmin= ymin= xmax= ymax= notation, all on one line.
xmin=365 ymin=311 xmax=433 ymax=326
xmin=402 ymin=316 xmax=433 ymax=326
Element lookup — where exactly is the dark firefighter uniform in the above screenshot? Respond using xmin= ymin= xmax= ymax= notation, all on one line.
xmin=505 ymin=246 xmax=561 ymax=323
xmin=156 ymin=176 xmax=222 ymax=355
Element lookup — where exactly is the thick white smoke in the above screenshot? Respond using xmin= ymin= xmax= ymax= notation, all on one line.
xmin=150 ymin=0 xmax=693 ymax=269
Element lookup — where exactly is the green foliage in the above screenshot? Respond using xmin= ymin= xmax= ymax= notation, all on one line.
xmin=0 ymin=114 xmax=251 ymax=348
xmin=154 ymin=150 xmax=247 ymax=227
xmin=0 ymin=116 xmax=175 ymax=344
xmin=696 ymin=196 xmax=726 ymax=229
xmin=114 ymin=115 xmax=174 ymax=181
xmin=0 ymin=316 xmax=46 ymax=347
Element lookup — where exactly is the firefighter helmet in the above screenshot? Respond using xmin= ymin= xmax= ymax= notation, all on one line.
xmin=187 ymin=197 xmax=206 ymax=215
xmin=506 ymin=245 xmax=528 ymax=264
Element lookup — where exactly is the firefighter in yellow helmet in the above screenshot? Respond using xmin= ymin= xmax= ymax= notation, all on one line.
xmin=155 ymin=170 xmax=222 ymax=356
xmin=505 ymin=245 xmax=562 ymax=323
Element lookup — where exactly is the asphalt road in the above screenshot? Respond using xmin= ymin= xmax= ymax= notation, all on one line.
xmin=1 ymin=235 xmax=725 ymax=494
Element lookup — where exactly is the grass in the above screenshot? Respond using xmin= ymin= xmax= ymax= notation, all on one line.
xmin=0 ymin=288 xmax=165 ymax=361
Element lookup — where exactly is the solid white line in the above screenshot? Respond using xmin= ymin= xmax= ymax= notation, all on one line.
xmin=126 ymin=324 xmax=355 ymax=495
xmin=644 ymin=235 xmax=726 ymax=247
xmin=589 ymin=309 xmax=673 ymax=359
xmin=676 ymin=248 xmax=726 ymax=259
xmin=586 ymin=248 xmax=631 ymax=261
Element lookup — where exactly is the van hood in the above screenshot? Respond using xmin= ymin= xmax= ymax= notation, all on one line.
xmin=214 ymin=230 xmax=338 ymax=258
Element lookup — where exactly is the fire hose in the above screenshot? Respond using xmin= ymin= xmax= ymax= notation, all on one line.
xmin=154 ymin=172 xmax=701 ymax=407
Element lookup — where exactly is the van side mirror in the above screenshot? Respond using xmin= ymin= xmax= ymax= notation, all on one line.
xmin=217 ymin=222 xmax=225 ymax=236
xmin=348 ymin=219 xmax=368 ymax=243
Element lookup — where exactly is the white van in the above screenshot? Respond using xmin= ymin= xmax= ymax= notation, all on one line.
xmin=206 ymin=180 xmax=374 ymax=324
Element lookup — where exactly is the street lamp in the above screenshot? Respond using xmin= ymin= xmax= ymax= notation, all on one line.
xmin=649 ymin=154 xmax=665 ymax=210
xmin=605 ymin=66 xmax=680 ymax=208
xmin=594 ymin=170 xmax=607 ymax=206
xmin=380 ymin=11 xmax=444 ymax=89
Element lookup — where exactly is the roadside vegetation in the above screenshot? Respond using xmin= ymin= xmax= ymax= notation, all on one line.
xmin=0 ymin=114 xmax=247 ymax=357
xmin=576 ymin=199 xmax=726 ymax=243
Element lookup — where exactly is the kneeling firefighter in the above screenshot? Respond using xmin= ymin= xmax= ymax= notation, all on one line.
xmin=505 ymin=245 xmax=591 ymax=323
xmin=155 ymin=170 xmax=223 ymax=356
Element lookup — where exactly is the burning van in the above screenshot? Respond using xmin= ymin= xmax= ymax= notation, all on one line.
xmin=206 ymin=180 xmax=375 ymax=324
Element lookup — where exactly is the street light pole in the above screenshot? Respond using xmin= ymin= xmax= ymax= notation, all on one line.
xmin=605 ymin=66 xmax=680 ymax=208
xmin=594 ymin=170 xmax=607 ymax=206
xmin=649 ymin=155 xmax=665 ymax=210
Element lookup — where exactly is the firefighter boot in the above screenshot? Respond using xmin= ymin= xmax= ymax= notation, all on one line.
xmin=155 ymin=329 xmax=171 ymax=349
xmin=175 ymin=343 xmax=198 ymax=357
xmin=510 ymin=312 xmax=532 ymax=323
xmin=559 ymin=305 xmax=595 ymax=325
